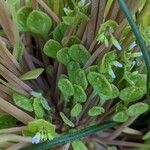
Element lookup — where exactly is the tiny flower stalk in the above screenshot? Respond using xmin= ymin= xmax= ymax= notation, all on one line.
xmin=32 ymin=132 xmax=41 ymax=144
xmin=97 ymin=20 xmax=122 ymax=50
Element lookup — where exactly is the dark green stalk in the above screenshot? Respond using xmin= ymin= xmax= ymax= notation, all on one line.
xmin=118 ymin=0 xmax=150 ymax=104
xmin=20 ymin=121 xmax=116 ymax=150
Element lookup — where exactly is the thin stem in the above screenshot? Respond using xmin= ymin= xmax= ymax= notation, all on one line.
xmin=0 ymin=126 xmax=27 ymax=134
xmin=0 ymin=134 xmax=32 ymax=143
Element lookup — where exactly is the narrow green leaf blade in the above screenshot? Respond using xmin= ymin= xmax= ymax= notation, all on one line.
xmin=20 ymin=68 xmax=44 ymax=80
xmin=60 ymin=112 xmax=75 ymax=127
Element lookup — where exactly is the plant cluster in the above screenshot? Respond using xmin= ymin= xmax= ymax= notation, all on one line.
xmin=0 ymin=0 xmax=150 ymax=150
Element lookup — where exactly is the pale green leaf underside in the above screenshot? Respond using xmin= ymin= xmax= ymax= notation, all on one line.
xmin=20 ymin=68 xmax=44 ymax=80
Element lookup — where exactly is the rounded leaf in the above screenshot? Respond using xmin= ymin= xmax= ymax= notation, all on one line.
xmin=56 ymin=47 xmax=72 ymax=65
xmin=73 ymin=85 xmax=87 ymax=103
xmin=88 ymin=106 xmax=105 ymax=117
xmin=43 ymin=39 xmax=62 ymax=58
xmin=87 ymin=72 xmax=112 ymax=96
xmin=119 ymin=87 xmax=144 ymax=103
xmin=127 ymin=102 xmax=149 ymax=117
xmin=71 ymin=103 xmax=82 ymax=117
xmin=74 ymin=69 xmax=88 ymax=90
xmin=53 ymin=22 xmax=68 ymax=42
xmin=62 ymin=35 xmax=80 ymax=47
xmin=58 ymin=79 xmax=74 ymax=97
xmin=68 ymin=44 xmax=91 ymax=66
xmin=67 ymin=61 xmax=81 ymax=82
xmin=27 ymin=10 xmax=52 ymax=37
xmin=127 ymin=74 xmax=147 ymax=93
xmin=113 ymin=111 xmax=128 ymax=123
xmin=17 ymin=6 xmax=32 ymax=32
xmin=13 ymin=93 xmax=33 ymax=112
xmin=100 ymin=84 xmax=119 ymax=101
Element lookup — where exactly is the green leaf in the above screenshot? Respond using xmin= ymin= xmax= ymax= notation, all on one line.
xmin=117 ymin=0 xmax=150 ymax=105
xmin=68 ymin=44 xmax=91 ymax=67
xmin=75 ymin=11 xmax=89 ymax=24
xmin=20 ymin=68 xmax=44 ymax=80
xmin=46 ymin=65 xmax=54 ymax=76
xmin=62 ymin=36 xmax=81 ymax=47
xmin=56 ymin=47 xmax=72 ymax=65
xmin=98 ymin=20 xmax=118 ymax=34
xmin=13 ymin=93 xmax=33 ymax=112
xmin=33 ymin=99 xmax=45 ymax=118
xmin=74 ymin=69 xmax=88 ymax=90
xmin=67 ymin=61 xmax=81 ymax=83
xmin=72 ymin=140 xmax=88 ymax=150
xmin=116 ymin=103 xmax=127 ymax=112
xmin=58 ymin=78 xmax=74 ymax=98
xmin=143 ymin=131 xmax=150 ymax=140
xmin=43 ymin=39 xmax=62 ymax=58
xmin=27 ymin=119 xmax=56 ymax=137
xmin=110 ymin=34 xmax=122 ymax=50
xmin=85 ymin=65 xmax=99 ymax=75
xmin=88 ymin=106 xmax=105 ymax=117
xmin=27 ymin=10 xmax=52 ymax=37
xmin=40 ymin=98 xmax=51 ymax=111
xmin=17 ymin=6 xmax=32 ymax=32
xmin=73 ymin=84 xmax=87 ymax=103
xmin=113 ymin=111 xmax=128 ymax=123
xmin=87 ymin=72 xmax=112 ymax=96
xmin=99 ymin=51 xmax=117 ymax=73
xmin=119 ymin=86 xmax=145 ymax=103
xmin=71 ymin=103 xmax=82 ymax=117
xmin=127 ymin=102 xmax=149 ymax=117
xmin=100 ymin=84 xmax=119 ymax=101
xmin=60 ymin=112 xmax=74 ymax=127
xmin=62 ymin=16 xmax=75 ymax=25
xmin=107 ymin=146 xmax=117 ymax=150
xmin=0 ymin=114 xmax=17 ymax=129
xmin=127 ymin=73 xmax=147 ymax=93
xmin=53 ymin=22 xmax=68 ymax=43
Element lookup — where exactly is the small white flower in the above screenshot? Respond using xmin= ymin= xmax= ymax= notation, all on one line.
xmin=132 ymin=61 xmax=136 ymax=66
xmin=81 ymin=0 xmax=86 ymax=5
xmin=108 ymin=67 xmax=116 ymax=79
xmin=63 ymin=7 xmax=68 ymax=13
xmin=113 ymin=61 xmax=123 ymax=68
xmin=110 ymin=35 xmax=122 ymax=50
xmin=32 ymin=132 xmax=41 ymax=144
xmin=129 ymin=41 xmax=137 ymax=50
